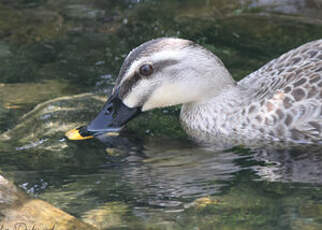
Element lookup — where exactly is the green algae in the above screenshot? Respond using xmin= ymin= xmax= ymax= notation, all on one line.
xmin=0 ymin=3 xmax=65 ymax=44
xmin=126 ymin=107 xmax=187 ymax=140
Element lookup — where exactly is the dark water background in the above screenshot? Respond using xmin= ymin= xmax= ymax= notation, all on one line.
xmin=0 ymin=0 xmax=322 ymax=229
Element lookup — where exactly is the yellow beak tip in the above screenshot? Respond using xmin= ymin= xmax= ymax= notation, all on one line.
xmin=65 ymin=128 xmax=94 ymax=141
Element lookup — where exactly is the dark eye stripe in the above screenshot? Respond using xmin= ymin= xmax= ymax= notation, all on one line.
xmin=119 ymin=72 xmax=141 ymax=98
xmin=118 ymin=59 xmax=179 ymax=99
xmin=115 ymin=39 xmax=166 ymax=86
xmin=115 ymin=38 xmax=193 ymax=87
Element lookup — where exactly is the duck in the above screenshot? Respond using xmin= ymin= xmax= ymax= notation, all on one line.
xmin=66 ymin=38 xmax=322 ymax=147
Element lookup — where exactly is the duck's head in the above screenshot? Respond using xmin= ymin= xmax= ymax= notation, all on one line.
xmin=68 ymin=38 xmax=235 ymax=139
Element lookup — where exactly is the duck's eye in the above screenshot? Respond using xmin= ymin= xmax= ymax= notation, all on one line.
xmin=139 ymin=64 xmax=153 ymax=76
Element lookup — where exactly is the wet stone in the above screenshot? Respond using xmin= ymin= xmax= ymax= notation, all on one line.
xmin=0 ymin=174 xmax=97 ymax=230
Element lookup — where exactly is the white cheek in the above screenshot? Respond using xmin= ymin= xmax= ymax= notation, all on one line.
xmin=123 ymin=92 xmax=139 ymax=108
xmin=141 ymin=80 xmax=204 ymax=111
xmin=142 ymin=83 xmax=180 ymax=111
xmin=122 ymin=80 xmax=152 ymax=108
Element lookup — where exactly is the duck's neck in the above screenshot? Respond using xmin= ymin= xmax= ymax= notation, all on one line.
xmin=180 ymin=84 xmax=251 ymax=144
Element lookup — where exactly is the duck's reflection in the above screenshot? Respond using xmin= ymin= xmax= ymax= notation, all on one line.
xmin=96 ymin=134 xmax=240 ymax=206
xmin=251 ymin=145 xmax=322 ymax=184
xmin=97 ymin=133 xmax=322 ymax=209
xmin=102 ymin=133 xmax=322 ymax=184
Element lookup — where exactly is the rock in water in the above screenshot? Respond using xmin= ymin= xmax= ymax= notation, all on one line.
xmin=0 ymin=174 xmax=97 ymax=230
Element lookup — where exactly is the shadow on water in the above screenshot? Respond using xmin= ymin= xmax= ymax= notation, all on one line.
xmin=0 ymin=0 xmax=322 ymax=229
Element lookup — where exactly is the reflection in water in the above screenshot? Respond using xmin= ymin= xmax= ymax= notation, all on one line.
xmin=0 ymin=0 xmax=322 ymax=229
xmin=5 ymin=134 xmax=237 ymax=218
xmin=123 ymin=146 xmax=241 ymax=207
xmin=251 ymin=145 xmax=322 ymax=184
xmin=64 ymin=135 xmax=245 ymax=210
xmin=92 ymin=135 xmax=322 ymax=210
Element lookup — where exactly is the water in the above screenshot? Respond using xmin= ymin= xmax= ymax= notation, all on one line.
xmin=0 ymin=0 xmax=322 ymax=229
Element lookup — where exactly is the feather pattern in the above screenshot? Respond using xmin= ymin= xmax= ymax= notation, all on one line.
xmin=180 ymin=40 xmax=322 ymax=146
xmin=112 ymin=38 xmax=322 ymax=147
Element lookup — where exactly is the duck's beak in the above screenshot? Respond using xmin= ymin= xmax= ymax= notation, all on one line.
xmin=65 ymin=93 xmax=141 ymax=140
xmin=87 ymin=94 xmax=141 ymax=135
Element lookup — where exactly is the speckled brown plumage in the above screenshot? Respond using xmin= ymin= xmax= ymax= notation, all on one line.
xmin=181 ymin=40 xmax=322 ymax=146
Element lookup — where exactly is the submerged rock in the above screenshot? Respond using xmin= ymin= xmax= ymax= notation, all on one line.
xmin=81 ymin=202 xmax=129 ymax=229
xmin=0 ymin=93 xmax=105 ymax=147
xmin=0 ymin=173 xmax=97 ymax=230
xmin=0 ymin=81 xmax=70 ymax=109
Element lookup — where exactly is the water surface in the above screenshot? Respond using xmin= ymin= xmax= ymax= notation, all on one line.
xmin=0 ymin=0 xmax=322 ymax=229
